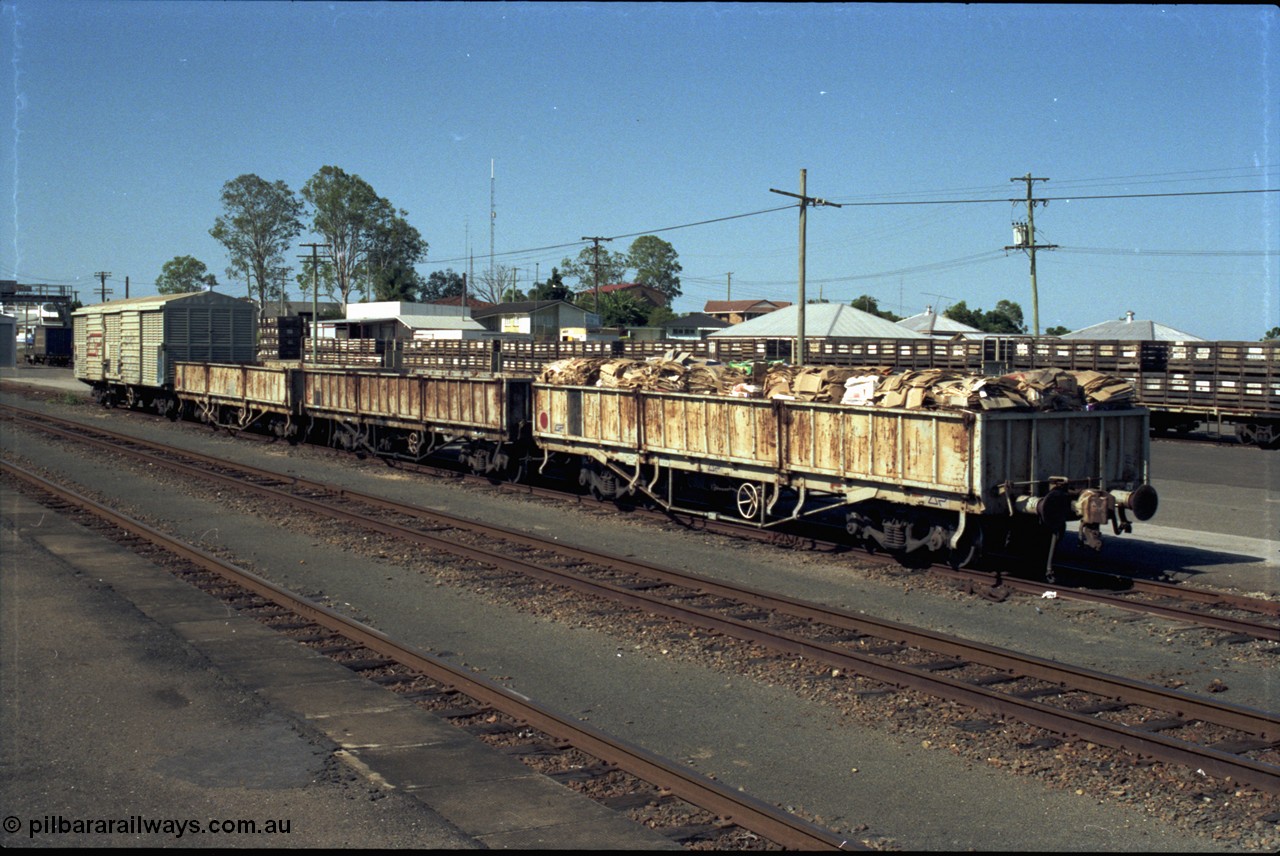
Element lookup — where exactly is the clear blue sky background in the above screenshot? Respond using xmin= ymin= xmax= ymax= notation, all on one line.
xmin=3 ymin=2 xmax=1276 ymax=341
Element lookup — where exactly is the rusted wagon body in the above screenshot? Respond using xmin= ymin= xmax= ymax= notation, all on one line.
xmin=533 ymin=384 xmax=1156 ymax=565
xmin=170 ymin=362 xmax=530 ymax=474
xmin=173 ymin=362 xmax=299 ymax=436
xmin=299 ymin=369 xmax=530 ymax=470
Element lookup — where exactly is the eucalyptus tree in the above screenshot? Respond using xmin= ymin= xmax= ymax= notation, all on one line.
xmin=302 ymin=165 xmax=426 ymax=306
xmin=365 ymin=210 xmax=428 ymax=302
xmin=559 ymin=244 xmax=629 ymax=294
xmin=209 ymin=174 xmax=304 ymax=309
xmin=627 ymin=235 xmax=682 ymax=303
xmin=421 ymin=269 xmax=466 ymax=302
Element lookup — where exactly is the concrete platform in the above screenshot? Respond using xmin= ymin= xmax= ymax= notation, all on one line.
xmin=0 ymin=492 xmax=678 ymax=849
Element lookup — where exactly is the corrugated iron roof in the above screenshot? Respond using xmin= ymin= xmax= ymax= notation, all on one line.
xmin=897 ymin=306 xmax=985 ymax=337
xmin=708 ymin=303 xmax=928 ymax=339
xmin=72 ymin=291 xmax=251 ymax=314
xmin=703 ymin=299 xmax=791 ymax=313
xmin=1060 ymin=315 xmax=1204 ymax=341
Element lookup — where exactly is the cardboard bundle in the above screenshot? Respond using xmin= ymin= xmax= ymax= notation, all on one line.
xmin=538 ymin=357 xmax=612 ymax=386
xmin=1071 ymin=370 xmax=1135 ymax=407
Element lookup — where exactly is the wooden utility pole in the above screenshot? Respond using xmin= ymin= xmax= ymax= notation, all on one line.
xmin=581 ymin=236 xmax=612 ymax=315
xmin=770 ymin=170 xmax=841 ymax=366
xmin=1006 ymin=173 xmax=1058 ymax=336
xmin=725 ymin=272 xmax=733 ymax=301
xmin=299 ymin=243 xmax=331 ymax=363
xmin=94 ymin=271 xmax=112 ymax=303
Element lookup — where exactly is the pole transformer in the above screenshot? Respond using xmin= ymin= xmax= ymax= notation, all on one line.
xmin=1006 ymin=173 xmax=1058 ymax=336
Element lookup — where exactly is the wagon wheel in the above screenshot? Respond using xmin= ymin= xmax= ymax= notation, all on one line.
xmin=405 ymin=431 xmax=422 ymax=457
xmin=735 ymin=482 xmax=763 ymax=521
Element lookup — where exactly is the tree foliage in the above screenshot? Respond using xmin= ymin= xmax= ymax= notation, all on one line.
xmin=627 ymin=235 xmax=682 ymax=302
xmin=527 ymin=268 xmax=571 ymax=302
xmin=944 ymin=299 xmax=1027 ymax=334
xmin=421 ymin=269 xmax=466 ymax=302
xmin=559 ymin=235 xmax=683 ymax=306
xmin=366 ymin=210 xmax=428 ymax=302
xmin=1045 ymin=325 xmax=1071 ymax=337
xmin=301 ymin=166 xmax=426 ymax=306
xmin=559 ymin=244 xmax=629 ymax=294
xmin=209 ymin=174 xmax=303 ymax=308
xmin=580 ymin=290 xmax=650 ymax=327
xmin=156 ymin=255 xmax=217 ymax=294
xmin=850 ymin=294 xmax=902 ymax=322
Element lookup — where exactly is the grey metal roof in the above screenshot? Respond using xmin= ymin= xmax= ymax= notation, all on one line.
xmin=897 ymin=306 xmax=985 ymax=337
xmin=1060 ymin=316 xmax=1204 ymax=342
xmin=324 ymin=314 xmax=484 ymax=331
xmin=709 ymin=303 xmax=928 ymax=339
xmin=72 ymin=291 xmax=250 ymax=314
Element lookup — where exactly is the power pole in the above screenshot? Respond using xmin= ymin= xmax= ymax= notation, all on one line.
xmin=489 ymin=159 xmax=496 ymax=282
xmin=1006 ymin=173 xmax=1058 ymax=336
xmin=770 ymin=169 xmax=841 ymax=366
xmin=125 ymin=276 xmax=130 ymax=299
xmin=94 ymin=271 xmax=112 ymax=303
xmin=299 ymin=243 xmax=331 ymax=363
xmin=581 ymin=236 xmax=613 ymax=316
xmin=725 ymin=272 xmax=733 ymax=302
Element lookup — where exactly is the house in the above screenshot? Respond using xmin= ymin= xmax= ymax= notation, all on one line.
xmin=709 ymin=302 xmax=928 ymax=341
xmin=320 ymin=301 xmax=487 ymax=341
xmin=897 ymin=305 xmax=986 ymax=339
xmin=1060 ymin=310 xmax=1204 ymax=342
xmin=577 ymin=282 xmax=667 ymax=309
xmin=659 ymin=312 xmax=730 ymax=341
xmin=703 ymin=299 xmax=791 ymax=325
xmin=470 ymin=300 xmax=597 ymax=342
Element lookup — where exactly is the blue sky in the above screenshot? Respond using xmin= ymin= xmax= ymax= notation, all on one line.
xmin=2 ymin=2 xmax=1276 ymax=340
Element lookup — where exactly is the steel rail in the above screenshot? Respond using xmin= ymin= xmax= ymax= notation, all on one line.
xmin=8 ymin=419 xmax=1280 ymax=796
xmin=0 ymin=459 xmax=854 ymax=851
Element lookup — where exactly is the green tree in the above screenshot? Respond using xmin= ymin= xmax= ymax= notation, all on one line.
xmin=302 ymin=165 xmax=412 ymax=306
xmin=645 ymin=305 xmax=678 ymax=326
xmin=1263 ymin=327 xmax=1280 ymax=341
xmin=294 ymin=257 xmax=336 ymax=305
xmin=1045 ymin=325 xmax=1071 ymax=336
xmin=578 ymin=290 xmax=648 ymax=327
xmin=527 ymin=268 xmax=571 ymax=302
xmin=364 ymin=210 xmax=427 ymax=302
xmin=944 ymin=299 xmax=1027 ymax=334
xmin=209 ymin=174 xmax=303 ymax=308
xmin=421 ymin=269 xmax=466 ymax=302
xmin=156 ymin=255 xmax=217 ymax=294
xmin=850 ymin=294 xmax=902 ymax=321
xmin=627 ymin=235 xmax=682 ymax=303
xmin=560 ymin=244 xmax=629 ymax=295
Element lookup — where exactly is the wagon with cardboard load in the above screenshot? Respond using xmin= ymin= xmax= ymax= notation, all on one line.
xmin=531 ymin=359 xmax=1157 ymax=570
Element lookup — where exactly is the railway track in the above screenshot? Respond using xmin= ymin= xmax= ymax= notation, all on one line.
xmin=5 ymin=403 xmax=1279 ymax=798
xmin=7 ymin=400 xmax=1274 ymax=642
xmin=0 ymin=459 xmax=853 ymax=851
